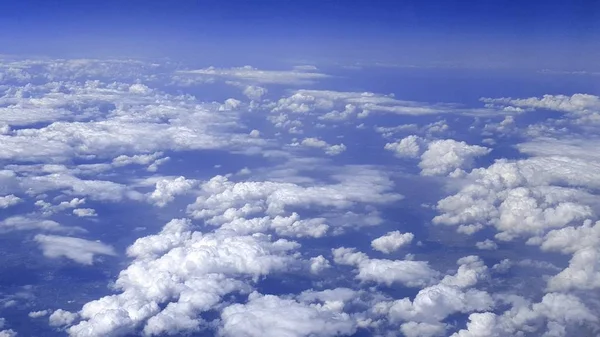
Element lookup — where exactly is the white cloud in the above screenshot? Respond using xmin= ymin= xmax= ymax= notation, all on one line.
xmin=0 ymin=318 xmax=16 ymax=337
xmin=0 ymin=195 xmax=21 ymax=208
xmin=148 ymin=176 xmax=197 ymax=207
xmin=374 ymin=256 xmax=492 ymax=337
xmin=35 ymin=197 xmax=86 ymax=215
xmin=73 ymin=208 xmax=97 ymax=217
xmin=292 ymin=137 xmax=347 ymax=156
xmin=452 ymin=293 xmax=597 ymax=337
xmin=433 ymin=156 xmax=599 ymax=240
xmin=187 ymin=168 xmax=402 ymax=224
xmin=28 ymin=310 xmax=49 ymax=318
xmin=34 ymin=235 xmax=116 ymax=265
xmin=0 ymin=329 xmax=16 ymax=337
xmin=0 ymin=79 xmax=266 ymax=168
xmin=481 ymin=93 xmax=600 ymax=114
xmin=419 ymin=140 xmax=490 ymax=176
xmin=175 ymin=65 xmax=329 ymax=85
xmin=219 ymin=292 xmax=356 ymax=337
xmin=475 ymin=240 xmax=498 ymax=250
xmin=49 ymin=309 xmax=78 ymax=327
xmin=21 ymin=173 xmax=142 ymax=202
xmin=112 ymin=152 xmax=168 ymax=171
xmin=385 ymin=135 xmax=424 ymax=158
xmin=309 ymin=255 xmax=331 ymax=274
xmin=371 ymin=231 xmax=414 ymax=254
xmin=332 ymin=247 xmax=439 ymax=287
xmin=400 ymin=322 xmax=447 ymax=337
xmin=0 ymin=216 xmax=82 ymax=234
xmin=66 ymin=218 xmax=301 ymax=337
xmin=243 ymin=85 xmax=268 ymax=100
xmin=385 ymin=137 xmax=490 ymax=176
xmin=271 ymin=89 xmax=504 ymax=121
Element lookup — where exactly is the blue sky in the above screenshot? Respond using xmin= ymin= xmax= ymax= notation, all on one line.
xmin=2 ymin=0 xmax=599 ymax=69
xmin=1 ymin=2 xmax=600 ymax=337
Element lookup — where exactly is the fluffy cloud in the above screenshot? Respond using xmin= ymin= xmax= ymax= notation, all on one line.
xmin=112 ymin=152 xmax=169 ymax=172
xmin=309 ymin=255 xmax=331 ymax=274
xmin=373 ymin=256 xmax=492 ymax=337
xmin=452 ymin=293 xmax=597 ymax=337
xmin=65 ymin=218 xmax=301 ymax=337
xmin=332 ymin=247 xmax=439 ymax=287
xmin=433 ymin=156 xmax=599 ymax=240
xmin=0 ymin=194 xmax=21 ymax=208
xmin=385 ymin=135 xmax=424 ymax=158
xmin=292 ymin=137 xmax=347 ymax=156
xmin=475 ymin=240 xmax=498 ymax=250
xmin=272 ymin=90 xmax=498 ymax=119
xmin=385 ymin=136 xmax=490 ymax=175
xmin=148 ymin=176 xmax=197 ymax=207
xmin=34 ymin=235 xmax=116 ymax=265
xmin=419 ymin=140 xmax=490 ymax=176
xmin=0 ymin=79 xmax=265 ymax=169
xmin=243 ymin=85 xmax=268 ymax=100
xmin=481 ymin=93 xmax=600 ymax=115
xmin=187 ymin=168 xmax=402 ymax=232
xmin=481 ymin=94 xmax=600 ymax=130
xmin=72 ymin=208 xmax=97 ymax=217
xmin=0 ymin=318 xmax=16 ymax=337
xmin=371 ymin=231 xmax=414 ymax=254
xmin=49 ymin=309 xmax=79 ymax=327
xmin=219 ymin=292 xmax=356 ymax=337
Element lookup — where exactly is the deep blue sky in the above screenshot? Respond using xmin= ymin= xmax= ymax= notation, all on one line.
xmin=2 ymin=0 xmax=599 ymax=69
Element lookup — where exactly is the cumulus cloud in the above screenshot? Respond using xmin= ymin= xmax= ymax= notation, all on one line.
xmin=4 ymin=58 xmax=600 ymax=337
xmin=433 ymin=156 xmax=599 ymax=240
xmin=272 ymin=90 xmax=486 ymax=119
xmin=371 ymin=231 xmax=414 ymax=254
xmin=112 ymin=152 xmax=169 ymax=172
xmin=243 ymin=85 xmax=268 ymax=100
xmin=187 ymin=168 xmax=402 ymax=233
xmin=475 ymin=239 xmax=498 ymax=250
xmin=219 ymin=292 xmax=356 ymax=337
xmin=373 ymin=256 xmax=492 ymax=337
xmin=0 ymin=317 xmax=16 ymax=337
xmin=49 ymin=309 xmax=78 ymax=327
xmin=332 ymin=247 xmax=439 ymax=287
xmin=148 ymin=176 xmax=197 ymax=207
xmin=35 ymin=197 xmax=86 ymax=215
xmin=72 ymin=208 xmax=97 ymax=217
xmin=385 ymin=136 xmax=490 ymax=175
xmin=419 ymin=139 xmax=490 ymax=176
xmin=0 ymin=194 xmax=21 ymax=208
xmin=0 ymin=78 xmax=266 ymax=169
xmin=481 ymin=93 xmax=600 ymax=115
xmin=385 ymin=135 xmax=424 ymax=158
xmin=65 ymin=218 xmax=301 ymax=337
xmin=309 ymin=255 xmax=331 ymax=274
xmin=28 ymin=310 xmax=49 ymax=318
xmin=292 ymin=137 xmax=347 ymax=156
xmin=452 ymin=293 xmax=597 ymax=337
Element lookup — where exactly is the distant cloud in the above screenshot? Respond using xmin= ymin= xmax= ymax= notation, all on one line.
xmin=34 ymin=234 xmax=116 ymax=265
xmin=175 ymin=65 xmax=330 ymax=85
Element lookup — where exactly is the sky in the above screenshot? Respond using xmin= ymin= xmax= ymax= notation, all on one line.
xmin=1 ymin=1 xmax=600 ymax=337
xmin=2 ymin=0 xmax=600 ymax=68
